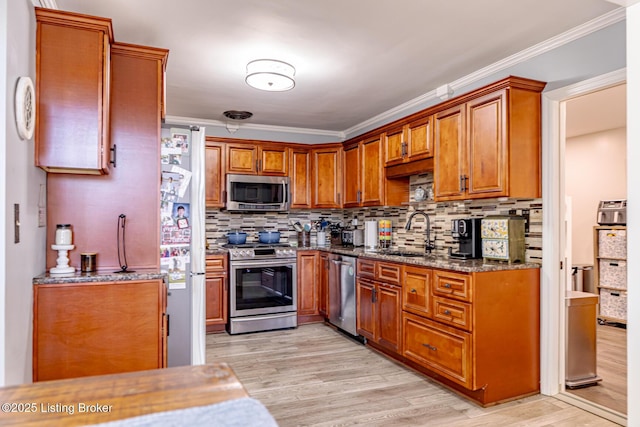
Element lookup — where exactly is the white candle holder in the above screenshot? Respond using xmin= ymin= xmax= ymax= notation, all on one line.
xmin=50 ymin=244 xmax=75 ymax=274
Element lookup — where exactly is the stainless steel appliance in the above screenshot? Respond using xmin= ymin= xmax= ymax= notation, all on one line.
xmin=449 ymin=218 xmax=482 ymax=259
xmin=597 ymin=199 xmax=626 ymax=225
xmin=226 ymin=174 xmax=289 ymax=211
xmin=341 ymin=229 xmax=364 ymax=247
xmin=227 ymin=243 xmax=297 ymax=334
xmin=328 ymin=254 xmax=358 ymax=336
xmin=160 ymin=127 xmax=207 ymax=367
xmin=565 ymin=291 xmax=602 ymax=388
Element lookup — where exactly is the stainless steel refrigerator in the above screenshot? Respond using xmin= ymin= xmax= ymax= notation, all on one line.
xmin=160 ymin=126 xmax=206 ymax=366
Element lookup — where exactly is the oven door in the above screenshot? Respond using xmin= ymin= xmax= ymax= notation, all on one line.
xmin=229 ymin=258 xmax=297 ymax=317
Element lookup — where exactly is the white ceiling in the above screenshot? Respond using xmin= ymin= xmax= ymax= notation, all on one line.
xmin=54 ymin=0 xmax=622 ymax=135
xmin=566 ymin=84 xmax=627 ymax=138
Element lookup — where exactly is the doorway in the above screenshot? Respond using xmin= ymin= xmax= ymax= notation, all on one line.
xmin=541 ymin=68 xmax=627 ymax=426
xmin=563 ymin=83 xmax=627 ymax=414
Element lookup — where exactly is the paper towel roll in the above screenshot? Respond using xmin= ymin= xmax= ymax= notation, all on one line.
xmin=364 ymin=221 xmax=378 ymax=249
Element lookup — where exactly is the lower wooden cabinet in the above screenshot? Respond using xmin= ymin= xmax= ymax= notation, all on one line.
xmin=297 ymin=251 xmax=323 ymax=324
xmin=33 ymin=279 xmax=167 ymax=382
xmin=205 ymin=255 xmax=228 ymax=333
xmin=319 ymin=252 xmax=330 ymax=318
xmin=403 ymin=311 xmax=472 ymax=388
xmin=401 ymin=267 xmax=540 ymax=405
xmin=356 ymin=277 xmax=403 ymax=355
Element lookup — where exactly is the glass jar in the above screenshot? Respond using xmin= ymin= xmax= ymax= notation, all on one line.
xmin=55 ymin=224 xmax=72 ymax=245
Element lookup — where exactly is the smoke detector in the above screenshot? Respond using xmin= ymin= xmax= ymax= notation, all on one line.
xmin=223 ymin=110 xmax=253 ymax=120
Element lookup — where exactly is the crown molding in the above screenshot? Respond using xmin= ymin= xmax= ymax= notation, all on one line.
xmin=164 ymin=115 xmax=345 ymax=140
xmin=33 ymin=0 xmax=58 ymax=8
xmin=343 ymin=7 xmax=626 ymax=138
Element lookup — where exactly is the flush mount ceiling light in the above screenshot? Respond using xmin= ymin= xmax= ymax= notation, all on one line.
xmin=245 ymin=59 xmax=295 ymax=92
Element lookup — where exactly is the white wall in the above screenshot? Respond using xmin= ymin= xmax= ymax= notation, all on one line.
xmin=0 ymin=0 xmax=46 ymax=385
xmin=565 ymin=127 xmax=626 ymax=265
xmin=626 ymin=3 xmax=640 ymax=424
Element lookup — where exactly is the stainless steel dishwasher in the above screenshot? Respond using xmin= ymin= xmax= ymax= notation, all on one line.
xmin=328 ymin=254 xmax=358 ymax=336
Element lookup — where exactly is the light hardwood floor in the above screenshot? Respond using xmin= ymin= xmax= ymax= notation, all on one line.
xmin=206 ymin=323 xmax=620 ymax=426
xmin=566 ymin=324 xmax=627 ymax=415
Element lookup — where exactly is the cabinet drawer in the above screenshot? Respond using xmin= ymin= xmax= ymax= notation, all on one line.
xmin=432 ymin=296 xmax=472 ymax=331
xmin=403 ymin=266 xmax=431 ymax=317
xmin=206 ymin=256 xmax=227 ymax=273
xmin=357 ymin=258 xmax=376 ymax=278
xmin=433 ymin=271 xmax=471 ymax=302
xmin=403 ymin=312 xmax=472 ymax=388
xmin=376 ymin=262 xmax=403 ymax=285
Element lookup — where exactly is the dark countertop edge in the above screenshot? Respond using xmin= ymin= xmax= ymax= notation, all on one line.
xmin=33 ymin=270 xmax=167 ymax=285
xmin=210 ymin=245 xmax=541 ymax=273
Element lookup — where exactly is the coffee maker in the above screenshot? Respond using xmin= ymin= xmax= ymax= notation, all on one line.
xmin=449 ymin=218 xmax=482 ymax=259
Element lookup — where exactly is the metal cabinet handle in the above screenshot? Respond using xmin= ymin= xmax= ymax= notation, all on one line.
xmin=422 ymin=343 xmax=437 ymax=351
xmin=410 ymin=288 xmax=417 ymax=294
xmin=110 ymin=144 xmax=117 ymax=168
xmin=444 ymin=309 xmax=451 ymax=315
xmin=372 ymin=288 xmax=377 ymax=303
xmin=444 ymin=283 xmax=452 ymax=289
xmin=458 ymin=174 xmax=468 ymax=192
xmin=357 ymin=190 xmax=361 ymax=203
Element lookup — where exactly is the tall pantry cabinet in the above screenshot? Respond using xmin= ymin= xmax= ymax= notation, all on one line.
xmin=41 ymin=7 xmax=169 ymax=271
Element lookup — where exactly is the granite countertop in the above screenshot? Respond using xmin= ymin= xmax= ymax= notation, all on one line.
xmin=297 ymin=245 xmax=541 ymax=273
xmin=33 ymin=269 xmax=167 ymax=285
xmin=209 ymin=244 xmax=540 ymax=273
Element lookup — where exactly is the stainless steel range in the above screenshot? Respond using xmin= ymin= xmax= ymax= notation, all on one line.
xmin=226 ymin=243 xmax=297 ymax=334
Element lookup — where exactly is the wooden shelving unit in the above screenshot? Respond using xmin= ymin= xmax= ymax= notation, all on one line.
xmin=593 ymin=226 xmax=627 ymax=325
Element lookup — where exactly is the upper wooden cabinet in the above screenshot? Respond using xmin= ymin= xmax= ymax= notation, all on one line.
xmin=344 ymin=135 xmax=384 ymax=208
xmin=205 ymin=140 xmax=225 ymax=208
xmin=384 ymin=116 xmax=434 ymax=167
xmin=433 ymin=77 xmax=545 ymax=201
xmin=311 ymin=144 xmax=343 ymax=208
xmin=35 ymin=8 xmax=114 ymax=175
xmin=226 ymin=142 xmax=288 ymax=176
xmin=289 ymin=146 xmax=312 ymax=208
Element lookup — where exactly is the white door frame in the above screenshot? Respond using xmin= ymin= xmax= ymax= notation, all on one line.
xmin=540 ymin=68 xmax=626 ymax=425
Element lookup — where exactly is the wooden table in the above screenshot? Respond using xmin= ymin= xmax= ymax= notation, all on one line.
xmin=0 ymin=363 xmax=248 ymax=426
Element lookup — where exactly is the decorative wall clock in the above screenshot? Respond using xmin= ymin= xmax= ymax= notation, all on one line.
xmin=15 ymin=76 xmax=35 ymax=140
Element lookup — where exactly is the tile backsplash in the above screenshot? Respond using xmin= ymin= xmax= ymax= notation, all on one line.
xmin=206 ymin=173 xmax=542 ymax=263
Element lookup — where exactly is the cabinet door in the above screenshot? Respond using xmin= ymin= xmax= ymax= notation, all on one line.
xmin=312 ymin=146 xmax=343 ymax=208
xmin=406 ymin=116 xmax=433 ymax=161
xmin=434 ymin=104 xmax=466 ymax=200
xmin=377 ymin=283 xmax=402 ymax=354
xmin=403 ymin=312 xmax=472 ymax=388
xmin=205 ymin=142 xmax=225 ymax=207
xmin=260 ymin=145 xmax=288 ymax=176
xmin=35 ymin=10 xmax=113 ymax=175
xmin=343 ymin=143 xmax=361 ymax=207
xmin=466 ymin=90 xmax=507 ymax=198
xmin=403 ymin=266 xmax=432 ymax=317
xmin=384 ymin=125 xmax=405 ymax=166
xmin=361 ymin=135 xmax=384 ymax=206
xmin=34 ymin=280 xmax=165 ymax=382
xmin=205 ymin=276 xmax=227 ymax=328
xmin=226 ymin=144 xmax=258 ymax=174
xmin=319 ymin=252 xmax=330 ymax=317
xmin=297 ymin=251 xmax=319 ymax=316
xmin=357 ymin=279 xmax=376 ymax=341
xmin=289 ymin=148 xmax=312 ymax=208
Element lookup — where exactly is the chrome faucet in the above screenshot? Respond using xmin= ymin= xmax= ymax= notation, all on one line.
xmin=405 ymin=210 xmax=435 ymax=254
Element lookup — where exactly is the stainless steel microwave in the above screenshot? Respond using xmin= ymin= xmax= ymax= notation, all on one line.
xmin=226 ymin=174 xmax=290 ymax=211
